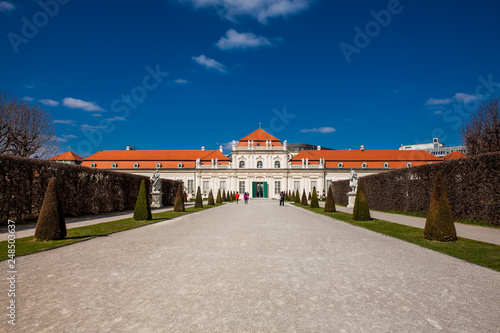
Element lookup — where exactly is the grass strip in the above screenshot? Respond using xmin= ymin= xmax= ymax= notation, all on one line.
xmin=1 ymin=204 xmax=222 ymax=261
xmin=295 ymin=204 xmax=500 ymax=271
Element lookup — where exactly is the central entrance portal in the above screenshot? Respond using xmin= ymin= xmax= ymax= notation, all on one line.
xmin=252 ymin=182 xmax=268 ymax=198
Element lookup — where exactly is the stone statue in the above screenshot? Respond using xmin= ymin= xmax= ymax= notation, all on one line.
xmin=151 ymin=170 xmax=161 ymax=192
xmin=349 ymin=169 xmax=358 ymax=193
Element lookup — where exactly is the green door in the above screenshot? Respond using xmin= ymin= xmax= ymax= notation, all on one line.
xmin=252 ymin=182 xmax=257 ymax=198
xmin=263 ymin=182 xmax=268 ymax=198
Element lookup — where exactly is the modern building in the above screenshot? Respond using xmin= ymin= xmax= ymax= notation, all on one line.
xmin=70 ymin=128 xmax=442 ymax=200
xmin=399 ymin=138 xmax=467 ymax=157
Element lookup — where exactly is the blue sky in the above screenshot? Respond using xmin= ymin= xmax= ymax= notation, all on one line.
xmin=1 ymin=0 xmax=499 ymax=157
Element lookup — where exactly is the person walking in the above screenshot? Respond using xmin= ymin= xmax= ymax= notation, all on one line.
xmin=244 ymin=192 xmax=248 ymax=204
xmin=235 ymin=192 xmax=240 ymax=204
xmin=279 ymin=191 xmax=285 ymax=206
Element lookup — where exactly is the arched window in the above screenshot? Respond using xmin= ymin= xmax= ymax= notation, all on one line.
xmin=90 ymin=163 xmax=96 ymax=168
xmin=239 ymin=161 xmax=245 ymax=168
xmin=383 ymin=162 xmax=389 ymax=169
xmin=133 ymin=163 xmax=139 ymax=169
xmin=338 ymin=162 xmax=343 ymax=168
xmin=406 ymin=162 xmax=412 ymax=168
xmin=156 ymin=162 xmax=162 ymax=169
xmin=111 ymin=163 xmax=118 ymax=169
xmin=362 ymin=162 xmax=367 ymax=169
xmin=274 ymin=161 xmax=280 ymax=168
xmin=257 ymin=161 xmax=263 ymax=168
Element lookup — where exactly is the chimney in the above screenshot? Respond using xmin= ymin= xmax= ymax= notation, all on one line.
xmin=360 ymin=145 xmax=365 ymax=151
xmin=201 ymin=146 xmax=205 ymax=151
xmin=126 ymin=145 xmax=130 ymax=151
xmin=219 ymin=145 xmax=223 ymax=153
xmin=317 ymin=145 xmax=321 ymax=150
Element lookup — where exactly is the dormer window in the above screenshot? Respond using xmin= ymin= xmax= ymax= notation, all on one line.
xmin=156 ymin=162 xmax=162 ymax=169
xmin=257 ymin=161 xmax=263 ymax=168
xmin=338 ymin=162 xmax=343 ymax=168
xmin=133 ymin=163 xmax=139 ymax=169
xmin=383 ymin=162 xmax=389 ymax=169
xmin=239 ymin=161 xmax=245 ymax=168
xmin=90 ymin=163 xmax=96 ymax=168
xmin=111 ymin=163 xmax=117 ymax=169
xmin=274 ymin=161 xmax=280 ymax=168
xmin=406 ymin=162 xmax=412 ymax=168
xmin=362 ymin=162 xmax=367 ymax=169
xmin=178 ymin=162 xmax=183 ymax=169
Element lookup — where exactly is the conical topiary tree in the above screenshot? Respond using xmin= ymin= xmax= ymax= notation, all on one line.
xmin=35 ymin=177 xmax=67 ymax=241
xmin=424 ymin=171 xmax=457 ymax=242
xmin=308 ymin=192 xmax=312 ymax=200
xmin=174 ymin=184 xmax=185 ymax=212
xmin=216 ymin=189 xmax=222 ymax=204
xmin=294 ymin=189 xmax=300 ymax=204
xmin=324 ymin=186 xmax=336 ymax=213
xmin=285 ymin=191 xmax=289 ymax=201
xmin=222 ymin=190 xmax=227 ymax=202
xmin=301 ymin=189 xmax=308 ymax=205
xmin=183 ymin=191 xmax=187 ymax=202
xmin=352 ymin=180 xmax=371 ymax=221
xmin=290 ymin=190 xmax=294 ymax=202
xmin=207 ymin=189 xmax=215 ymax=205
xmin=310 ymin=187 xmax=319 ymax=208
xmin=134 ymin=179 xmax=152 ymax=221
xmin=194 ymin=186 xmax=203 ymax=208
xmin=229 ymin=191 xmax=233 ymax=201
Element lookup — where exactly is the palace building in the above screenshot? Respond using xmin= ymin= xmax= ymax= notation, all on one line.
xmin=52 ymin=128 xmax=443 ymax=200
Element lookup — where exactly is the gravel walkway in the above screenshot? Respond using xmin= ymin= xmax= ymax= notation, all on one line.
xmin=2 ymin=200 xmax=499 ymax=332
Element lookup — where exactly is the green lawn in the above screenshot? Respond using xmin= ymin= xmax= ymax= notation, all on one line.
xmin=295 ymin=204 xmax=500 ymax=271
xmin=1 ymin=204 xmax=222 ymax=261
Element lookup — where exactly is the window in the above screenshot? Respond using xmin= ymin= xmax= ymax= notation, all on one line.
xmin=220 ymin=181 xmax=226 ymax=191
xmin=239 ymin=181 xmax=245 ymax=194
xmin=90 ymin=163 xmax=96 ymax=168
xmin=338 ymin=162 xmax=343 ymax=168
xmin=362 ymin=162 xmax=367 ymax=169
xmin=156 ymin=162 xmax=162 ymax=169
xmin=275 ymin=181 xmax=281 ymax=194
xmin=187 ymin=180 xmax=194 ymax=195
xmin=178 ymin=162 xmax=183 ymax=168
xmin=383 ymin=162 xmax=389 ymax=169
xmin=406 ymin=162 xmax=412 ymax=168
xmin=202 ymin=181 xmax=209 ymax=195
xmin=133 ymin=162 xmax=139 ymax=169
xmin=239 ymin=161 xmax=245 ymax=168
xmin=274 ymin=161 xmax=280 ymax=168
xmin=294 ymin=181 xmax=300 ymax=192
xmin=112 ymin=163 xmax=117 ymax=169
xmin=311 ymin=181 xmax=317 ymax=191
xmin=257 ymin=161 xmax=263 ymax=168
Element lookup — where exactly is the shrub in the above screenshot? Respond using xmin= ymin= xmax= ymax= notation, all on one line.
xmin=207 ymin=189 xmax=215 ymax=205
xmin=324 ymin=186 xmax=336 ymax=212
xmin=222 ymin=190 xmax=227 ymax=202
xmin=183 ymin=191 xmax=187 ymax=202
xmin=424 ymin=171 xmax=457 ymax=242
xmin=133 ymin=180 xmax=152 ymax=221
xmin=293 ymin=190 xmax=299 ymax=204
xmin=310 ymin=187 xmax=319 ymax=208
xmin=301 ymin=189 xmax=308 ymax=206
xmin=194 ymin=186 xmax=203 ymax=208
xmin=352 ymin=181 xmax=371 ymax=221
xmin=34 ymin=177 xmax=66 ymax=241
xmin=285 ymin=191 xmax=289 ymax=201
xmin=216 ymin=189 xmax=222 ymax=204
xmin=173 ymin=184 xmax=185 ymax=212
xmin=308 ymin=192 xmax=312 ymax=200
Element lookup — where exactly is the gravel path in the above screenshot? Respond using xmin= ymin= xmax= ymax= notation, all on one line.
xmin=2 ymin=200 xmax=499 ymax=332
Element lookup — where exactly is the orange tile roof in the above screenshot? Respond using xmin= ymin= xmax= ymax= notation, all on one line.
xmin=48 ymin=151 xmax=83 ymax=161
xmin=81 ymin=150 xmax=230 ymax=169
xmin=442 ymin=151 xmax=466 ymax=161
xmin=291 ymin=149 xmax=442 ymax=169
xmin=238 ymin=129 xmax=282 ymax=146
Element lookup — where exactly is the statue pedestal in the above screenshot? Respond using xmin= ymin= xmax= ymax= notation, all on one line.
xmin=151 ymin=192 xmax=163 ymax=208
xmin=347 ymin=192 xmax=356 ymax=208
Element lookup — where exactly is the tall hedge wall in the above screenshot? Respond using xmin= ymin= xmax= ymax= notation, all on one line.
xmin=0 ymin=154 xmax=182 ymax=226
xmin=331 ymin=152 xmax=500 ymax=226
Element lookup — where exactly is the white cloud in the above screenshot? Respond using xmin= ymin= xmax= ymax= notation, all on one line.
xmin=174 ymin=79 xmax=189 ymax=84
xmin=434 ymin=110 xmax=443 ymax=115
xmin=216 ymin=29 xmax=272 ymax=50
xmin=55 ymin=137 xmax=68 ymax=143
xmin=425 ymin=98 xmax=452 ymax=106
xmin=426 ymin=92 xmax=480 ymax=107
xmin=301 ymin=127 xmax=336 ymax=134
xmin=81 ymin=124 xmax=106 ymax=131
xmin=63 ymin=97 xmax=105 ymax=112
xmin=38 ymin=99 xmax=60 ymax=107
xmin=453 ymin=93 xmax=478 ymax=104
xmin=22 ymin=96 xmax=34 ymax=101
xmin=24 ymin=83 xmax=35 ymax=89
xmin=106 ymin=115 xmax=126 ymax=122
xmin=91 ymin=113 xmax=103 ymax=117
xmin=176 ymin=0 xmax=312 ymax=24
xmin=217 ymin=141 xmax=233 ymax=151
xmin=192 ymin=55 xmax=226 ymax=73
xmin=62 ymin=134 xmax=78 ymax=139
xmin=53 ymin=119 xmax=76 ymax=125
xmin=0 ymin=1 xmax=15 ymax=13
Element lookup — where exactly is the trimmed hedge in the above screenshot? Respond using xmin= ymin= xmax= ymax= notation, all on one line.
xmin=331 ymin=152 xmax=500 ymax=226
xmin=134 ymin=180 xmax=152 ymax=221
xmin=0 ymin=154 xmax=181 ymax=225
